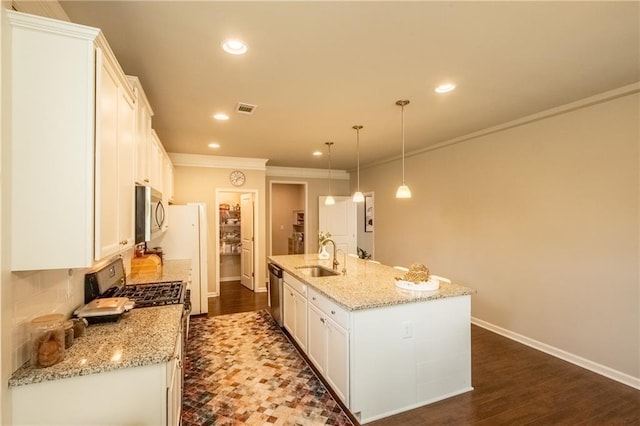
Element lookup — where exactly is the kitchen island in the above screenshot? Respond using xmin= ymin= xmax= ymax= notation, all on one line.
xmin=269 ymin=254 xmax=475 ymax=424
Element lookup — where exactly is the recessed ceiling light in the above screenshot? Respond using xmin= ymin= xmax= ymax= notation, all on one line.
xmin=213 ymin=113 xmax=229 ymax=121
xmin=435 ymin=83 xmax=456 ymax=94
xmin=312 ymin=151 xmax=323 ymax=157
xmin=221 ymin=39 xmax=248 ymax=55
xmin=208 ymin=142 xmax=220 ymax=149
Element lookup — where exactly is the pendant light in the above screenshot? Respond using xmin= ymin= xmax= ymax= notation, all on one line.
xmin=325 ymin=142 xmax=335 ymax=205
xmin=352 ymin=125 xmax=364 ymax=203
xmin=395 ymin=99 xmax=412 ymax=199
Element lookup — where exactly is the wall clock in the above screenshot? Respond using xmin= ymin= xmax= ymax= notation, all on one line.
xmin=229 ymin=170 xmax=246 ymax=187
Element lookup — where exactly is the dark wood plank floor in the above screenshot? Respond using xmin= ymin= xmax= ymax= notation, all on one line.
xmin=207 ymin=285 xmax=640 ymax=425
xmin=207 ymin=280 xmax=268 ymax=317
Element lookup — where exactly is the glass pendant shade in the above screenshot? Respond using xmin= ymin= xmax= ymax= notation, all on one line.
xmin=352 ymin=191 xmax=365 ymax=203
xmin=325 ymin=195 xmax=336 ymax=205
xmin=395 ymin=99 xmax=412 ymax=199
xmin=395 ymin=185 xmax=412 ymax=199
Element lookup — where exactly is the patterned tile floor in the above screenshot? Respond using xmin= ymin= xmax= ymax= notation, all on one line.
xmin=182 ymin=310 xmax=354 ymax=426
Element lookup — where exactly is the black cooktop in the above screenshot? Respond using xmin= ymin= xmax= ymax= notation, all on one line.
xmin=101 ymin=281 xmax=185 ymax=308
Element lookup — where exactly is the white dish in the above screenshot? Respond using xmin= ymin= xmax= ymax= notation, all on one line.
xmin=75 ymin=297 xmax=133 ymax=318
xmin=395 ymin=277 xmax=440 ymax=291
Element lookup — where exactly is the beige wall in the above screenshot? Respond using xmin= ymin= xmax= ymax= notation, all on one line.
xmin=359 ymin=90 xmax=639 ymax=379
xmin=267 ymin=176 xmax=350 ymax=256
xmin=172 ymin=165 xmax=267 ymax=293
xmin=271 ymin=183 xmax=304 ymax=255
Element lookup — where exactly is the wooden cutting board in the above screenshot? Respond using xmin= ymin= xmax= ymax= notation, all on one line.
xmin=130 ymin=254 xmax=162 ymax=280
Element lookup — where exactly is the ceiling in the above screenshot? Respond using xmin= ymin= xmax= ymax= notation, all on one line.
xmin=58 ymin=1 xmax=639 ymax=171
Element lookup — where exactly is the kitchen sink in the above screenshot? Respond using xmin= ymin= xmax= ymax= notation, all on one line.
xmin=296 ymin=265 xmax=341 ymax=277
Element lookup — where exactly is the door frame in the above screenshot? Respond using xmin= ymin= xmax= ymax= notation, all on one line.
xmin=269 ymin=181 xmax=308 ymax=255
xmin=214 ymin=188 xmax=260 ymax=295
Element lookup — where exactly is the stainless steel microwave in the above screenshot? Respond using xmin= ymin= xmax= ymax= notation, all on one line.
xmin=135 ymin=185 xmax=165 ymax=244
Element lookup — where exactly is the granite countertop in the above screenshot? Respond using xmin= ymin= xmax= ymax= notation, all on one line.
xmin=268 ymin=254 xmax=475 ymax=311
xmin=9 ymin=305 xmax=183 ymax=387
xmin=127 ymin=258 xmax=191 ymax=284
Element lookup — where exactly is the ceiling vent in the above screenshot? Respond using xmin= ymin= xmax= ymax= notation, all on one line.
xmin=236 ymin=102 xmax=257 ymax=115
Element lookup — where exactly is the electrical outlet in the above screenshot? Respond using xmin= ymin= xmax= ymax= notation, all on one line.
xmin=402 ymin=320 xmax=412 ymax=338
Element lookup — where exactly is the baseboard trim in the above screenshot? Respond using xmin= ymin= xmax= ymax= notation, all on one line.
xmin=220 ymin=276 xmax=241 ymax=282
xmin=207 ymin=292 xmax=219 ymax=298
xmin=471 ymin=317 xmax=640 ymax=390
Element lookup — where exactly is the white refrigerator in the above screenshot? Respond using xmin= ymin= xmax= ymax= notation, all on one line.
xmin=159 ymin=203 xmax=208 ymax=315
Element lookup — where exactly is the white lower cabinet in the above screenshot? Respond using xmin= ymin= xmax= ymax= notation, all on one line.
xmin=283 ymin=273 xmax=308 ymax=352
xmin=307 ymin=289 xmax=349 ymax=405
xmin=12 ymin=332 xmax=183 ymax=425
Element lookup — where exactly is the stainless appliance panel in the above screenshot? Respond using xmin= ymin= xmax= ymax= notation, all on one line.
xmin=268 ymin=263 xmax=283 ymax=326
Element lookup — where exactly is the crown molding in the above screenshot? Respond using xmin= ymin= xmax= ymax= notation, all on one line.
xmin=266 ymin=166 xmax=349 ymax=180
xmin=11 ymin=0 xmax=70 ymax=22
xmin=169 ymin=153 xmax=269 ymax=170
xmin=362 ymin=82 xmax=640 ymax=171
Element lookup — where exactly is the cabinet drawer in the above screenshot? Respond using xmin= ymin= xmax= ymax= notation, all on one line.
xmin=308 ymin=288 xmax=349 ymax=330
xmin=284 ymin=272 xmax=307 ymax=297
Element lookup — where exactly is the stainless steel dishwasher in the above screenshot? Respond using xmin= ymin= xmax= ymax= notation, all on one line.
xmin=268 ymin=263 xmax=283 ymax=326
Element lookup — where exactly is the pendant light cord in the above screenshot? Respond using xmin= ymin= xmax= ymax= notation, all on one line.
xmin=401 ymin=103 xmax=405 ymax=185
xmin=353 ymin=125 xmax=363 ymax=192
xmin=326 ymin=142 xmax=333 ymax=195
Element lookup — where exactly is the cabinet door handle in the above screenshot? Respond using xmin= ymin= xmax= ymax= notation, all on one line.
xmin=320 ymin=317 xmax=325 ymax=324
xmin=331 ymin=310 xmax=336 ymax=315
xmin=312 ymin=297 xmax=316 ymax=301
xmin=144 ymin=178 xmax=150 ymax=183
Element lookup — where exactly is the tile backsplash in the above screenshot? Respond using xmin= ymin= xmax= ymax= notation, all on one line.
xmin=10 ymin=251 xmax=133 ymax=371
xmin=11 ymin=267 xmax=87 ymax=371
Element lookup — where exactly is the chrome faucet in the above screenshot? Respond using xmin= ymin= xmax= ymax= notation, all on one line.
xmin=324 ymin=239 xmax=339 ymax=271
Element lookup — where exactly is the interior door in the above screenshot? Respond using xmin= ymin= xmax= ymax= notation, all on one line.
xmin=318 ymin=196 xmax=357 ymax=254
xmin=240 ymin=193 xmax=254 ymax=290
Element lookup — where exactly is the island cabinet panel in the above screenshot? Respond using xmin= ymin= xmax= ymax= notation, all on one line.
xmin=349 ymin=295 xmax=472 ymax=424
xmin=308 ymin=288 xmax=350 ymax=405
xmin=283 ymin=272 xmax=308 ymax=352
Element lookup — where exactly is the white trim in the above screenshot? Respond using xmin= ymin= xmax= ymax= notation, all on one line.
xmin=215 ymin=188 xmax=261 ymax=296
xmin=11 ymin=1 xmax=70 ymax=21
xmin=267 ymin=165 xmax=350 ymax=180
xmin=363 ymin=82 xmax=640 ymax=170
xmin=169 ymin=153 xmax=268 ymax=170
xmin=207 ymin=291 xmax=219 ymax=298
xmin=220 ymin=276 xmax=241 ymax=282
xmin=358 ymin=387 xmax=474 ymax=424
xmin=6 ymin=9 xmax=97 ymax=39
xmin=471 ymin=317 xmax=640 ymax=390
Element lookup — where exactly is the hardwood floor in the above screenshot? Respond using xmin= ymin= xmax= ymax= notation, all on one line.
xmin=206 ymin=286 xmax=640 ymax=425
xmin=207 ymin=280 xmax=268 ymax=317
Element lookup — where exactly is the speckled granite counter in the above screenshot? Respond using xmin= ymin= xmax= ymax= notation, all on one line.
xmin=268 ymin=254 xmax=475 ymax=311
xmin=9 ymin=305 xmax=182 ymax=387
xmin=127 ymin=258 xmax=191 ymax=284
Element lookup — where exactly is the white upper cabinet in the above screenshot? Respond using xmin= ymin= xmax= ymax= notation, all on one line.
xmin=128 ymin=76 xmax=154 ymax=187
xmin=149 ymin=129 xmax=163 ymax=193
xmin=7 ymin=10 xmax=135 ymax=270
xmin=94 ymin=47 xmax=136 ymax=260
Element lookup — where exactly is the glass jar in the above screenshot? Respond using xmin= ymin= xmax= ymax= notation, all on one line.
xmin=72 ymin=318 xmax=87 ymax=338
xmin=63 ymin=320 xmax=74 ymax=349
xmin=30 ymin=314 xmax=65 ymax=368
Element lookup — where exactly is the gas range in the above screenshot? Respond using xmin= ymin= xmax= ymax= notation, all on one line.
xmin=85 ymin=258 xmax=187 ymax=309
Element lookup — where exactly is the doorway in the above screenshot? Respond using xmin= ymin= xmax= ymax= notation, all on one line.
xmin=216 ymin=189 xmax=258 ymax=294
xmin=270 ymin=182 xmax=307 ymax=255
